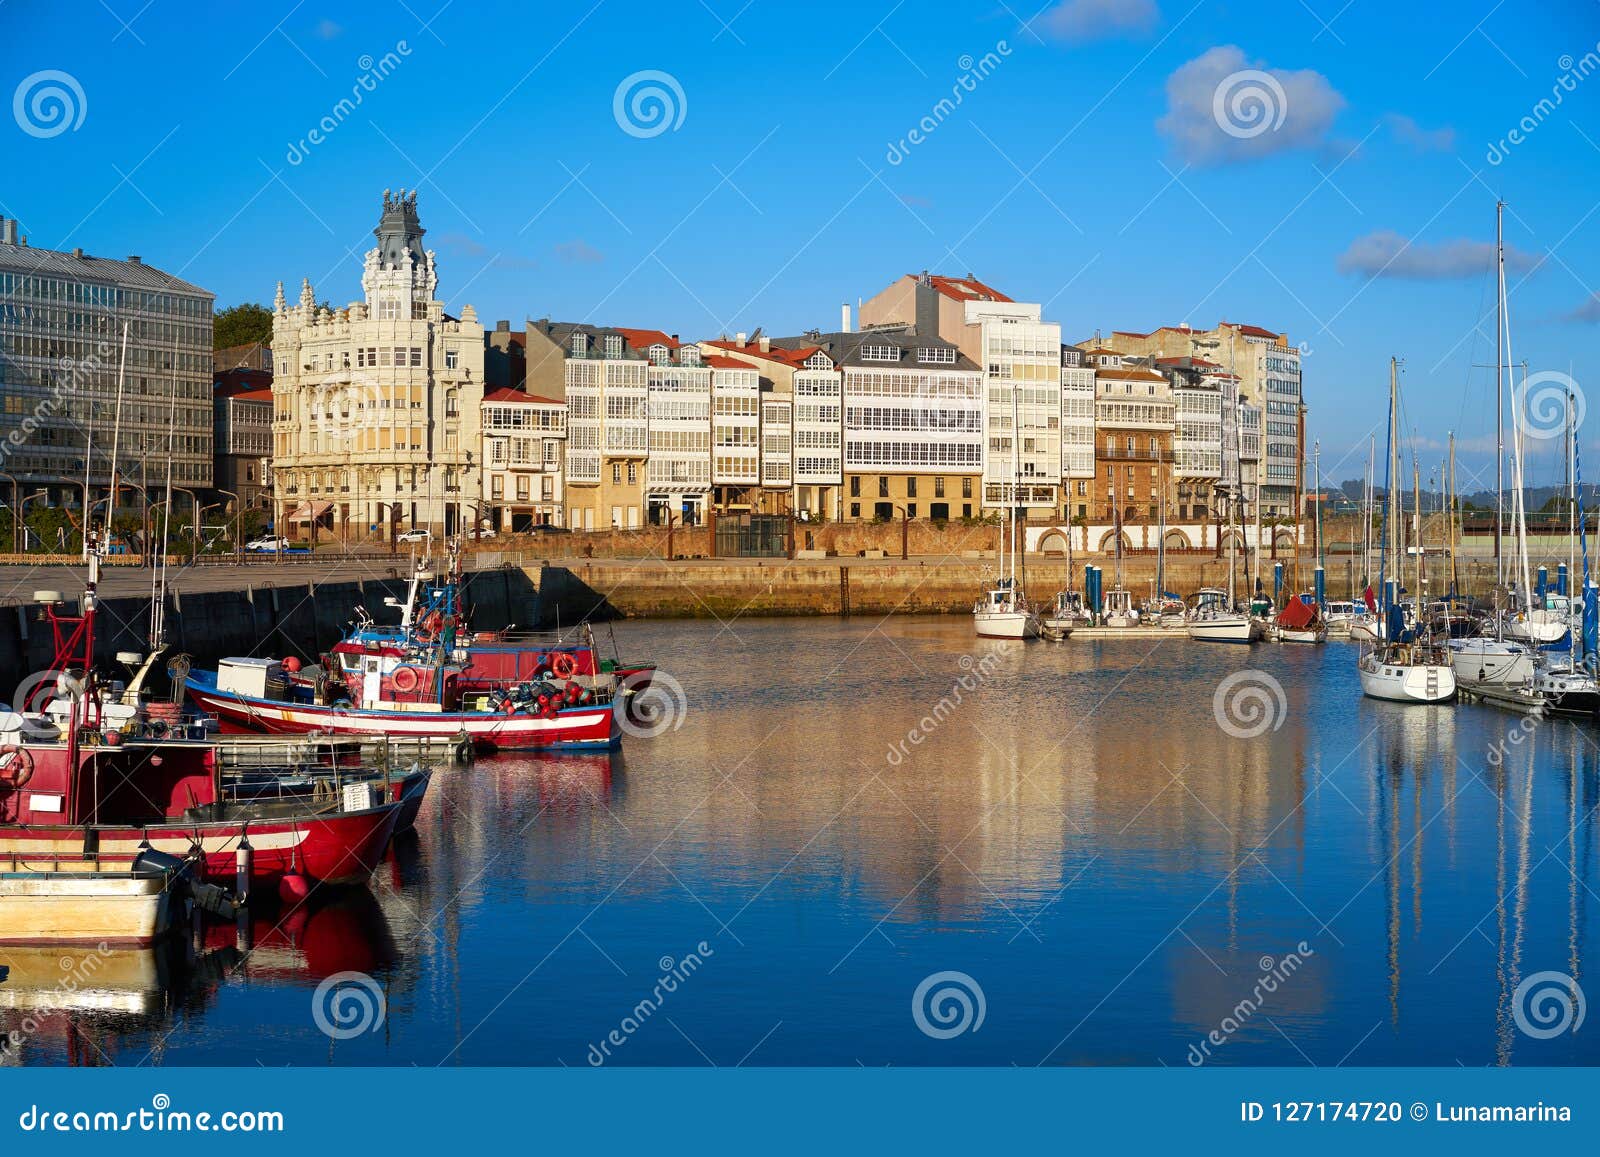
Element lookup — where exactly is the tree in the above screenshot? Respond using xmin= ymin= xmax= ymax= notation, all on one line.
xmin=213 ymin=302 xmax=274 ymax=349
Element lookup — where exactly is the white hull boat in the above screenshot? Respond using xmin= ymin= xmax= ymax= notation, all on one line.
xmin=1358 ymin=646 xmax=1456 ymax=703
xmin=1278 ymin=626 xmax=1328 ymax=644
xmin=1186 ymin=614 xmax=1260 ymax=644
xmin=974 ymin=607 xmax=1042 ymax=639
xmin=1448 ymin=637 xmax=1535 ymax=689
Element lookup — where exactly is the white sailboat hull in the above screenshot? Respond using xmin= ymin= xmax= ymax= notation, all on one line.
xmin=1358 ymin=657 xmax=1456 ymax=703
xmin=1504 ymin=613 xmax=1568 ymax=645
xmin=1186 ymin=616 xmax=1260 ymax=644
xmin=974 ymin=610 xmax=1041 ymax=639
xmin=1448 ymin=638 xmax=1535 ymax=688
xmin=1277 ymin=627 xmax=1327 ymax=644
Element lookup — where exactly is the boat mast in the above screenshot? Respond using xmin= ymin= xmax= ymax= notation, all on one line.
xmin=1496 ymin=200 xmax=1505 ymax=589
xmin=1448 ymin=432 xmax=1458 ymax=596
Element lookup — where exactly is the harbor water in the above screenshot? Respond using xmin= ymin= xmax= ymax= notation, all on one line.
xmin=4 ymin=617 xmax=1597 ymax=1067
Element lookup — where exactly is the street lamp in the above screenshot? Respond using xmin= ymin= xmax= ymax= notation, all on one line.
xmin=893 ymin=504 xmax=909 ymax=561
xmin=18 ymin=490 xmax=48 ymax=553
xmin=175 ymin=487 xmax=201 ymax=564
xmin=216 ymin=489 xmax=241 ymax=564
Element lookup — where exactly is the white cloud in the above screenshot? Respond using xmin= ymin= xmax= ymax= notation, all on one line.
xmin=1565 ymin=294 xmax=1600 ymax=323
xmin=1035 ymin=0 xmax=1159 ymax=40
xmin=1336 ymin=230 xmax=1537 ymax=279
xmin=1157 ymin=45 xmax=1345 ymax=165
xmin=1385 ymin=113 xmax=1454 ymax=152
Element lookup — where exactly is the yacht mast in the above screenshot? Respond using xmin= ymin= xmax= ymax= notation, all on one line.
xmin=1496 ymin=200 xmax=1506 ymax=588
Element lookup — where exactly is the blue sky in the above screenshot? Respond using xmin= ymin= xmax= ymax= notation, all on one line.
xmin=3 ymin=0 xmax=1599 ymax=490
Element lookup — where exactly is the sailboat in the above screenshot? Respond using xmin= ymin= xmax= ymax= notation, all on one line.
xmin=1450 ymin=203 xmax=1538 ymax=694
xmin=1186 ymin=487 xmax=1260 ymax=642
xmin=1357 ymin=358 xmax=1456 ymax=703
xmin=973 ymin=387 xmax=1041 ymax=639
xmin=1529 ymin=386 xmax=1600 ymax=716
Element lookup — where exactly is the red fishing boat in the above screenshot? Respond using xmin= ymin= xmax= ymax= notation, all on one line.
xmin=0 ymin=547 xmax=403 ymax=894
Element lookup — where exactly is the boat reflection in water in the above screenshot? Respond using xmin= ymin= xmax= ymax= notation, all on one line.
xmin=0 ymin=889 xmax=399 ymax=1066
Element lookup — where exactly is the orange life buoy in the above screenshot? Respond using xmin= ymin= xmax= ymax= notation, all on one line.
xmin=551 ymin=652 xmax=577 ymax=679
xmin=0 ymin=745 xmax=34 ymax=790
xmin=392 ymin=665 xmax=421 ymax=693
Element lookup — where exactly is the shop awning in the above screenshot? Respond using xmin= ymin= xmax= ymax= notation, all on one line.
xmin=285 ymin=500 xmax=334 ymax=521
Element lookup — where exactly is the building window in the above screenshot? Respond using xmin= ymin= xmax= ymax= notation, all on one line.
xmin=916 ymin=346 xmax=956 ymax=364
xmin=445 ymin=348 xmax=459 ymax=370
xmin=604 ymin=334 xmax=623 ymax=359
xmin=878 ymin=477 xmax=889 ymax=498
xmin=850 ymin=502 xmax=861 ymax=518
xmin=934 ymin=476 xmax=945 ymax=497
xmin=571 ymin=333 xmax=587 ymax=358
xmin=612 ymin=463 xmax=622 ymax=484
xmin=627 ymin=462 xmax=637 ymax=484
xmin=492 ymin=476 xmax=504 ymax=498
xmin=906 ymin=504 xmax=916 ymax=518
xmin=860 ymin=344 xmax=898 ymax=362
xmin=850 ymin=475 xmax=860 ymax=497
xmin=962 ymin=477 xmax=973 ymax=498
xmin=906 ymin=477 xmax=917 ymax=498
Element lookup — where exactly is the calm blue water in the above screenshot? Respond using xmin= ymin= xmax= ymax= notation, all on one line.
xmin=6 ymin=617 xmax=1598 ymax=1067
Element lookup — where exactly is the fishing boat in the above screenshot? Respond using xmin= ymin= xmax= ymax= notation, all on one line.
xmin=0 ymin=558 xmax=404 ymax=893
xmin=1357 ymin=358 xmax=1455 ymax=703
xmin=1100 ymin=586 xmax=1139 ymax=628
xmin=0 ymin=854 xmax=191 ymax=947
xmin=186 ymin=654 xmax=621 ymax=751
xmin=1324 ymin=600 xmax=1362 ymax=636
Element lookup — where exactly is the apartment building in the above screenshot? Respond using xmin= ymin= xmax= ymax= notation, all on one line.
xmin=482 ymin=387 xmax=565 ymax=529
xmin=1086 ymin=348 xmax=1175 ymax=535
xmin=0 ymin=214 xmax=214 ymax=514
xmin=1058 ymin=343 xmax=1097 ymax=523
xmin=213 ymin=345 xmax=273 ymax=514
xmin=1097 ymin=321 xmax=1304 ymax=519
xmin=524 ymin=320 xmax=650 ymax=530
xmin=270 ymin=190 xmax=485 ymax=539
xmin=799 ymin=328 xmax=983 ymax=522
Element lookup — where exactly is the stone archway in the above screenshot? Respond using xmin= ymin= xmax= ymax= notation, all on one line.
xmin=1037 ymin=528 xmax=1070 ymax=557
xmin=1097 ymin=529 xmax=1133 ymax=553
xmin=1162 ymin=528 xmax=1192 ymax=552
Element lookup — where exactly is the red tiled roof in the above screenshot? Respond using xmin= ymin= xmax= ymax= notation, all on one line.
xmin=615 ymin=327 xmax=678 ymax=351
xmin=483 ymin=387 xmax=564 ymax=405
xmin=703 ymin=354 xmax=755 ymax=370
xmin=702 ymin=340 xmax=818 ymax=368
xmin=918 ymin=274 xmax=1013 ymax=304
xmin=232 ymin=388 xmax=273 ymax=402
xmin=1221 ymin=322 xmax=1281 ymax=339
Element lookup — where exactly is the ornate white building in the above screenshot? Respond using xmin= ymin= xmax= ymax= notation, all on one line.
xmin=269 ymin=190 xmax=485 ymax=539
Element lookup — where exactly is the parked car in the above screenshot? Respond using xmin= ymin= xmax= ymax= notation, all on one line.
xmin=466 ymin=526 xmax=496 ymax=539
xmin=529 ymin=522 xmax=571 ymax=534
xmin=395 ymin=528 xmax=432 ymax=543
xmin=245 ymin=536 xmax=292 ymax=552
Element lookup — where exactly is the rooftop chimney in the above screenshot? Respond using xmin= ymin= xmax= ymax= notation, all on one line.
xmin=736 ymin=331 xmax=747 ymax=345
xmin=128 ymin=255 xmax=141 ymax=264
xmin=496 ymin=319 xmax=510 ymax=332
xmin=758 ymin=334 xmax=770 ymax=352
xmin=841 ymin=303 xmax=852 ymax=333
xmin=72 ymin=247 xmax=84 ymax=259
